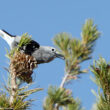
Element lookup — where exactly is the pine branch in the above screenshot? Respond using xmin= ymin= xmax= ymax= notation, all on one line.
xmin=0 ymin=33 xmax=43 ymax=109
xmin=0 ymin=79 xmax=43 ymax=109
xmin=60 ymin=73 xmax=69 ymax=88
xmin=90 ymin=57 xmax=110 ymax=110
xmin=43 ymin=86 xmax=74 ymax=110
xmin=53 ymin=19 xmax=100 ymax=88
xmin=7 ymin=33 xmax=33 ymax=104
xmin=43 ymin=19 xmax=99 ymax=110
xmin=9 ymin=63 xmax=18 ymax=104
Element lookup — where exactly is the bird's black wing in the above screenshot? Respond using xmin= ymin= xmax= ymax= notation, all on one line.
xmin=20 ymin=40 xmax=40 ymax=55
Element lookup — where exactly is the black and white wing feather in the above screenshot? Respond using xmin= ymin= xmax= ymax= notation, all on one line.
xmin=20 ymin=40 xmax=40 ymax=55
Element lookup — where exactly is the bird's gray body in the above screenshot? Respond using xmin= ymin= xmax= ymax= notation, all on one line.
xmin=0 ymin=30 xmax=64 ymax=64
xmin=32 ymin=46 xmax=56 ymax=64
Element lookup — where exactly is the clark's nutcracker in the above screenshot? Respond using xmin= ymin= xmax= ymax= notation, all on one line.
xmin=0 ymin=30 xmax=64 ymax=64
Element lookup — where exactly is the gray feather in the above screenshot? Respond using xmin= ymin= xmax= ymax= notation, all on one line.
xmin=32 ymin=46 xmax=55 ymax=64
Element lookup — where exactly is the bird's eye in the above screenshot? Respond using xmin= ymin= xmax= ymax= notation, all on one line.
xmin=52 ymin=48 xmax=55 ymax=51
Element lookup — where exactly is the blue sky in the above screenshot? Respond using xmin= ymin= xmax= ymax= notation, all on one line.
xmin=0 ymin=0 xmax=109 ymax=110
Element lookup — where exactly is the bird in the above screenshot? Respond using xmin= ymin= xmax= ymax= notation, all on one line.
xmin=0 ymin=29 xmax=64 ymax=64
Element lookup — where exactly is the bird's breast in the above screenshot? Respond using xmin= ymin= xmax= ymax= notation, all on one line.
xmin=32 ymin=51 xmax=55 ymax=64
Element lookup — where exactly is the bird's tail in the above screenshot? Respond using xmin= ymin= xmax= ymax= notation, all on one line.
xmin=0 ymin=29 xmax=15 ymax=48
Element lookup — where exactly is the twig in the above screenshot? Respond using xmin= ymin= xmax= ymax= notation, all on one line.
xmin=60 ymin=73 xmax=69 ymax=88
xmin=60 ymin=69 xmax=71 ymax=88
xmin=55 ymin=71 xmax=70 ymax=109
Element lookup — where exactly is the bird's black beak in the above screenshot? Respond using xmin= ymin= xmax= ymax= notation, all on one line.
xmin=55 ymin=52 xmax=65 ymax=60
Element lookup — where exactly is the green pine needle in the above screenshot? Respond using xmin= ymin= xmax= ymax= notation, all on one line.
xmin=90 ymin=57 xmax=110 ymax=109
xmin=6 ymin=33 xmax=32 ymax=59
xmin=0 ymin=82 xmax=43 ymax=110
xmin=53 ymin=19 xmax=100 ymax=79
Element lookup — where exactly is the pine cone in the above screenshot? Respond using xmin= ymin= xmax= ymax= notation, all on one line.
xmin=10 ymin=52 xmax=37 ymax=83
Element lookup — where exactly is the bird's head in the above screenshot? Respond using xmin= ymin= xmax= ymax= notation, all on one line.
xmin=41 ymin=46 xmax=65 ymax=60
xmin=50 ymin=47 xmax=65 ymax=60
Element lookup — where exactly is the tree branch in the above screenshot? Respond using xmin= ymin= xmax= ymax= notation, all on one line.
xmin=9 ymin=63 xmax=18 ymax=104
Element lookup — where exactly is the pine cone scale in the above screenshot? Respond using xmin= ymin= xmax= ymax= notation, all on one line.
xmin=10 ymin=52 xmax=37 ymax=83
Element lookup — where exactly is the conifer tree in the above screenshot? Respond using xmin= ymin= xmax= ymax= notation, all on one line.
xmin=0 ymin=19 xmax=101 ymax=110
